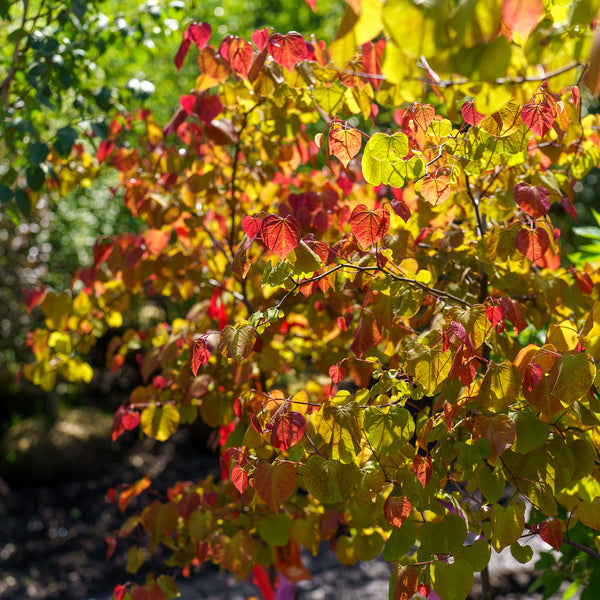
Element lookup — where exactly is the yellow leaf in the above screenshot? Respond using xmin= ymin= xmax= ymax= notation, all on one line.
xmin=141 ymin=404 xmax=180 ymax=441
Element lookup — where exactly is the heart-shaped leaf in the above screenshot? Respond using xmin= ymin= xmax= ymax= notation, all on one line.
xmin=271 ymin=411 xmax=306 ymax=450
xmin=261 ymin=215 xmax=301 ymax=259
xmin=267 ymin=32 xmax=306 ymax=72
xmin=188 ymin=22 xmax=211 ymax=49
xmin=539 ymin=519 xmax=563 ymax=551
xmin=521 ymin=100 xmax=554 ymax=137
xmin=328 ymin=124 xmax=362 ymax=168
xmin=349 ymin=204 xmax=390 ymax=248
xmin=383 ymin=495 xmax=412 ymax=528
xmin=513 ymin=182 xmax=550 ymax=219
xmin=220 ymin=36 xmax=254 ymax=78
xmin=253 ymin=461 xmax=296 ymax=512
xmin=242 ymin=215 xmax=262 ymax=239
xmin=516 ymin=227 xmax=550 ymax=262
xmin=180 ymin=94 xmax=196 ymax=114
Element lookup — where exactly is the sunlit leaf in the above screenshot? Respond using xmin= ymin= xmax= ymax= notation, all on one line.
xmin=515 ymin=226 xmax=550 ymax=262
xmin=220 ymin=324 xmax=256 ymax=361
xmin=521 ymin=101 xmax=554 ymax=137
xmin=513 ymin=182 xmax=550 ymax=219
xmin=267 ymin=32 xmax=306 ymax=72
xmin=261 ymin=215 xmax=301 ymax=259
xmin=141 ymin=404 xmax=180 ymax=442
xmin=349 ymin=204 xmax=390 ymax=247
xmin=253 ymin=461 xmax=297 ymax=512
xmin=328 ymin=124 xmax=362 ymax=167
xmin=384 ymin=495 xmax=412 ymax=528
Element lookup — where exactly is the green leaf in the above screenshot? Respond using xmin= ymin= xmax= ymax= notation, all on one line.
xmin=510 ymin=541 xmax=533 ymax=565
xmin=0 ymin=184 xmax=13 ymax=204
xmin=406 ymin=344 xmax=452 ymax=395
xmin=382 ymin=518 xmax=416 ymax=560
xmin=219 ymin=324 xmax=256 ymax=361
xmin=363 ymin=405 xmax=414 ymax=455
xmin=490 ymin=502 xmax=525 ymax=551
xmin=29 ymin=142 xmax=49 ymax=166
xmin=258 ymin=513 xmax=292 ymax=546
xmin=54 ymin=126 xmax=78 ymax=157
xmin=513 ymin=411 xmax=549 ymax=454
xmin=478 ymin=360 xmax=521 ymax=412
xmin=456 ymin=539 xmax=491 ymax=572
xmin=14 ymin=189 xmax=31 ymax=217
xmin=552 ymin=353 xmax=596 ymax=406
xmin=429 ymin=558 xmax=474 ymax=600
xmin=479 ymin=463 xmax=505 ymax=504
xmin=303 ymin=455 xmax=359 ymax=503
xmin=420 ymin=513 xmax=467 ymax=556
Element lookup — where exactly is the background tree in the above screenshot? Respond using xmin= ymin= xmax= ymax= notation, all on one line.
xmin=16 ymin=1 xmax=600 ymax=599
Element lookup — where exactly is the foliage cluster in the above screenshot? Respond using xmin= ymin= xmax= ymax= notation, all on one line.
xmin=18 ymin=1 xmax=600 ymax=599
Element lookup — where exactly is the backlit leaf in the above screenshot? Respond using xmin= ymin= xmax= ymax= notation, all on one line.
xmin=271 ymin=411 xmax=306 ymax=450
xmin=473 ymin=414 xmax=516 ymax=462
xmin=328 ymin=124 xmax=362 ymax=167
xmin=419 ymin=174 xmax=451 ymax=206
xmin=363 ymin=405 xmax=414 ymax=454
xmin=261 ymin=215 xmax=301 ymax=259
xmin=461 ymin=101 xmax=485 ymax=126
xmin=231 ymin=465 xmax=248 ymax=494
xmin=522 ymin=101 xmax=554 ymax=138
xmin=552 ymin=352 xmax=596 ymax=406
xmin=429 ymin=559 xmax=473 ymax=600
xmin=188 ymin=23 xmax=212 ymax=49
xmin=502 ymin=0 xmax=544 ymax=41
xmin=412 ymin=102 xmax=435 ymax=131
xmin=513 ymin=182 xmax=550 ymax=219
xmin=267 ymin=32 xmax=306 ymax=72
xmin=349 ymin=204 xmax=390 ymax=247
xmin=112 ymin=406 xmax=141 ymax=441
xmin=220 ymin=36 xmax=254 ymax=78
xmin=220 ymin=324 xmax=256 ymax=361
xmin=384 ymin=495 xmax=412 ymax=528
xmin=490 ymin=503 xmax=525 ymax=551
xmin=392 ymin=564 xmax=419 ymax=600
xmin=141 ymin=404 xmax=180 ymax=442
xmin=516 ymin=226 xmax=550 ymax=262
xmin=253 ymin=461 xmax=297 ymax=512
xmin=303 ymin=455 xmax=359 ymax=503
xmin=477 ymin=360 xmax=521 ymax=412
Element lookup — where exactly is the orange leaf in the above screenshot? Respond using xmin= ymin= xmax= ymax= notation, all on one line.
xmin=191 ymin=335 xmax=211 ymax=376
xmin=539 ymin=519 xmax=563 ymax=551
xmin=118 ymin=476 xmax=152 ymax=512
xmin=383 ymin=494 xmax=412 ymax=528
xmin=349 ymin=204 xmax=390 ymax=248
xmin=393 ymin=564 xmax=419 ymax=600
xmin=516 ymin=227 xmax=550 ymax=262
xmin=261 ymin=215 xmax=301 ymax=259
xmin=252 ymin=461 xmax=297 ymax=512
xmin=412 ymin=455 xmax=432 ymax=488
xmin=328 ymin=124 xmax=362 ymax=168
xmin=502 ymin=0 xmax=544 ymax=40
xmin=231 ymin=465 xmax=248 ymax=494
xmin=267 ymin=32 xmax=307 ymax=72
xmin=420 ymin=174 xmax=451 ymax=206
xmin=412 ymin=103 xmax=435 ymax=131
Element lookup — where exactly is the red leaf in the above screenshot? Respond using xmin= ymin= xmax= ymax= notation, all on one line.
xmin=117 ymin=476 xmax=151 ymax=512
xmin=523 ymin=362 xmax=542 ymax=392
xmin=521 ymin=101 xmax=554 ymax=137
xmin=349 ymin=204 xmax=390 ymax=248
xmin=412 ymin=455 xmax=432 ymax=488
xmin=502 ymin=0 xmax=544 ymax=40
xmin=417 ymin=583 xmax=431 ymax=598
xmin=174 ymin=38 xmax=191 ymax=70
xmin=329 ymin=363 xmax=346 ymax=384
xmin=97 ymin=140 xmax=115 ymax=163
xmin=23 ymin=285 xmax=47 ymax=313
xmin=499 ymin=297 xmax=527 ymax=333
xmin=260 ymin=215 xmax=301 ymax=259
xmin=219 ymin=36 xmax=254 ymax=78
xmin=561 ymin=194 xmax=578 ymax=220
xmin=111 ymin=406 xmax=141 ymax=441
xmin=271 ymin=411 xmax=306 ymax=450
xmin=572 ymin=86 xmax=581 ymax=109
xmin=383 ymin=494 xmax=412 ymax=528
xmin=516 ymin=227 xmax=550 ymax=262
xmin=191 ymin=335 xmax=211 ymax=376
xmin=231 ymin=465 xmax=248 ymax=493
xmin=105 ymin=536 xmax=117 ymax=561
xmin=93 ymin=237 xmax=114 ymax=268
xmin=486 ymin=305 xmax=504 ymax=327
xmin=114 ymin=585 xmax=127 ymax=600
xmin=242 ymin=215 xmax=262 ymax=239
xmin=461 ymin=101 xmax=485 ymax=126
xmin=252 ymin=28 xmax=270 ymax=51
xmin=188 ymin=22 xmax=211 ymax=49
xmin=180 ymin=94 xmax=196 ymax=114
xmin=571 ymin=267 xmax=594 ymax=294
xmin=513 ymin=182 xmax=550 ymax=219
xmin=145 ymin=229 xmax=170 ymax=255
xmin=252 ymin=565 xmax=275 ymax=600
xmin=351 ymin=311 xmax=381 ymax=358
xmin=303 ymin=0 xmax=316 ymax=11
xmin=328 ymin=124 xmax=362 ymax=168
xmin=196 ymin=94 xmax=223 ymax=123
xmin=539 ymin=519 xmax=563 ymax=551
xmin=267 ymin=32 xmax=307 ymax=72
